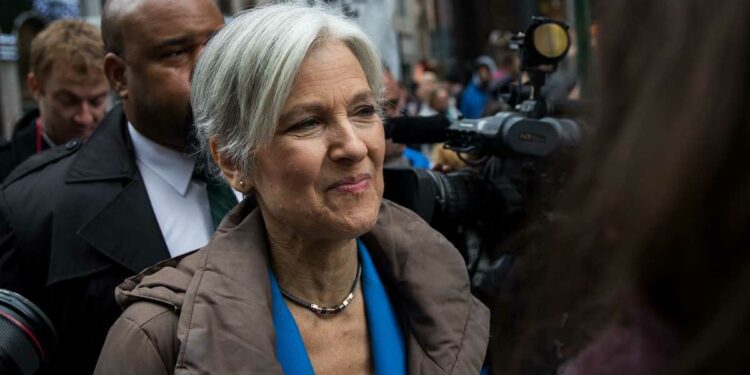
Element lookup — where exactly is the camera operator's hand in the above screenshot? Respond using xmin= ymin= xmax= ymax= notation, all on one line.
xmin=432 ymin=163 xmax=454 ymax=173
xmin=430 ymin=143 xmax=467 ymax=171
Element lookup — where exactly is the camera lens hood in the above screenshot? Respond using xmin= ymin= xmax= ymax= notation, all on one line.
xmin=0 ymin=289 xmax=58 ymax=375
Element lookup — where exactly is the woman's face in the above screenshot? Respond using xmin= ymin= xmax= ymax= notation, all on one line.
xmin=252 ymin=41 xmax=385 ymax=241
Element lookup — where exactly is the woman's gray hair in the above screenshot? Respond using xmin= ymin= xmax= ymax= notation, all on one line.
xmin=192 ymin=3 xmax=384 ymax=177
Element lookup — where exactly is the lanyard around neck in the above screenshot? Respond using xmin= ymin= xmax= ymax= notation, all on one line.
xmin=35 ymin=117 xmax=44 ymax=153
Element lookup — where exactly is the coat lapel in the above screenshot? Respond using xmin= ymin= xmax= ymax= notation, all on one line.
xmin=176 ymin=203 xmax=283 ymax=374
xmin=63 ymin=103 xmax=169 ymax=277
xmin=362 ymin=201 xmax=490 ymax=375
xmin=77 ymin=177 xmax=170 ymax=274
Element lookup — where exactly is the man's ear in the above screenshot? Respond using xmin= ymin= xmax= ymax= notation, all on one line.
xmin=210 ymin=136 xmax=251 ymax=193
xmin=104 ymin=52 xmax=128 ymax=98
xmin=27 ymin=72 xmax=42 ymax=100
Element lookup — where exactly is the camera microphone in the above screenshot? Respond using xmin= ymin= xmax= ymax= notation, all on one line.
xmin=384 ymin=115 xmax=451 ymax=144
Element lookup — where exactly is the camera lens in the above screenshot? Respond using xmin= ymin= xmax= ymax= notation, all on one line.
xmin=429 ymin=168 xmax=489 ymax=225
xmin=0 ymin=289 xmax=57 ymax=375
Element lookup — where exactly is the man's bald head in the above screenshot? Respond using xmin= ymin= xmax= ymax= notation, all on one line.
xmin=101 ymin=0 xmax=142 ymax=55
xmin=102 ymin=0 xmax=221 ymax=56
xmin=101 ymin=0 xmax=223 ymax=151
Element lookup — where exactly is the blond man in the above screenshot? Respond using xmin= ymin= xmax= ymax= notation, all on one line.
xmin=0 ymin=19 xmax=108 ymax=181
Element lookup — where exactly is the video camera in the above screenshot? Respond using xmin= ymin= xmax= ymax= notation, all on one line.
xmin=383 ymin=17 xmax=585 ymax=297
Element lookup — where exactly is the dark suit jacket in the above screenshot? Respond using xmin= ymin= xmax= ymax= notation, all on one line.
xmin=0 ymin=103 xmax=170 ymax=374
xmin=0 ymin=109 xmax=50 ymax=183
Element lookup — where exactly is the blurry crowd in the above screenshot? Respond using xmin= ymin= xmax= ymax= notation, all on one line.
xmin=384 ymin=50 xmax=527 ymax=171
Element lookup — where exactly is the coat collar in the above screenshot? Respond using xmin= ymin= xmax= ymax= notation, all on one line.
xmin=73 ymin=177 xmax=170 ymax=276
xmin=360 ymin=202 xmax=490 ymax=374
xmin=164 ymin=199 xmax=489 ymax=374
xmin=66 ymin=103 xmax=136 ymax=183
xmin=10 ymin=109 xmax=39 ymax=139
xmin=49 ymin=103 xmax=169 ymax=281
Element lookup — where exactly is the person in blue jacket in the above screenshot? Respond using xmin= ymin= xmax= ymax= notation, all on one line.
xmin=460 ymin=55 xmax=498 ymax=119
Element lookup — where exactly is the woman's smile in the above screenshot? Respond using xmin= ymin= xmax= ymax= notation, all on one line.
xmin=327 ymin=173 xmax=372 ymax=193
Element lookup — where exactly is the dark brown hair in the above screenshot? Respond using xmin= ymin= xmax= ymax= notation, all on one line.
xmin=508 ymin=0 xmax=750 ymax=373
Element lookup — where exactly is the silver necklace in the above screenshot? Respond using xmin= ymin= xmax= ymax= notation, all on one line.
xmin=278 ymin=260 xmax=361 ymax=316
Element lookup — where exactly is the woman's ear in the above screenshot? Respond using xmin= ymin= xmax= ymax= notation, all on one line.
xmin=210 ymin=137 xmax=252 ymax=193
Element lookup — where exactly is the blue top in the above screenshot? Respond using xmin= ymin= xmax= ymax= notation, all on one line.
xmin=460 ymin=82 xmax=490 ymax=119
xmin=269 ymin=240 xmax=407 ymax=375
xmin=403 ymin=147 xmax=431 ymax=169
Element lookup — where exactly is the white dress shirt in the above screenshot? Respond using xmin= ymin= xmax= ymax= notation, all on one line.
xmin=128 ymin=123 xmax=214 ymax=257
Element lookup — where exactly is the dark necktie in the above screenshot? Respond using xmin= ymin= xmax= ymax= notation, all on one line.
xmin=193 ymin=168 xmax=237 ymax=229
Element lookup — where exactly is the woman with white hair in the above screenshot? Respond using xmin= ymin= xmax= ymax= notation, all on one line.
xmin=95 ymin=4 xmax=489 ymax=374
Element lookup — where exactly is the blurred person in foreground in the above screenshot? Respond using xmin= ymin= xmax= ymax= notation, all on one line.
xmin=95 ymin=4 xmax=489 ymax=374
xmin=507 ymin=0 xmax=750 ymax=374
xmin=0 ymin=0 xmax=225 ymax=373
xmin=0 ymin=19 xmax=109 ymax=182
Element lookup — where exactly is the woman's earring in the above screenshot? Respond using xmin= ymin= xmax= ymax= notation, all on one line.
xmin=239 ymin=180 xmax=246 ymax=187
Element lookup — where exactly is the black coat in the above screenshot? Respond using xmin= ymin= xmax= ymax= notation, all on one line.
xmin=0 ymin=109 xmax=50 ymax=183
xmin=0 ymin=104 xmax=170 ymax=374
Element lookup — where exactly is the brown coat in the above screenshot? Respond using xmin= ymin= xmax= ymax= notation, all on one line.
xmin=95 ymin=199 xmax=490 ymax=374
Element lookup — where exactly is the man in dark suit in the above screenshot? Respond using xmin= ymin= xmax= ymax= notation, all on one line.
xmin=0 ymin=0 xmax=227 ymax=373
xmin=0 ymin=19 xmax=109 ymax=182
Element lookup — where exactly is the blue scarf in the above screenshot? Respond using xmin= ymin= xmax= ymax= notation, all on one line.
xmin=269 ymin=240 xmax=407 ymax=374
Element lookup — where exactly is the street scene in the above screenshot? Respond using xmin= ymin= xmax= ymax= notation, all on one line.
xmin=0 ymin=0 xmax=746 ymax=374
